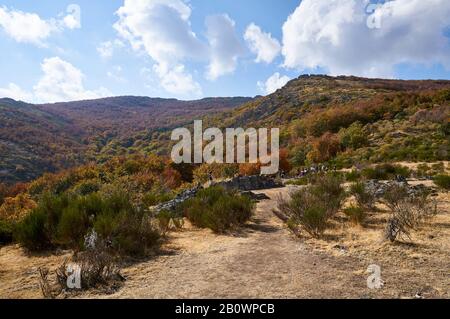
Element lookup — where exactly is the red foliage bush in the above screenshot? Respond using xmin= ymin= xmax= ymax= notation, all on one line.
xmin=307 ymin=133 xmax=341 ymax=163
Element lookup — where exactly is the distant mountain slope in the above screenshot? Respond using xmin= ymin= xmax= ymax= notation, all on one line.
xmin=38 ymin=96 xmax=252 ymax=136
xmin=206 ymin=75 xmax=450 ymax=128
xmin=204 ymin=75 xmax=449 ymax=167
xmin=0 ymin=99 xmax=85 ymax=183
xmin=1 ymin=75 xmax=449 ymax=184
xmin=0 ymin=96 xmax=252 ymax=183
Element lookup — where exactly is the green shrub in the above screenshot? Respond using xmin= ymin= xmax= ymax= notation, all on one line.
xmin=182 ymin=187 xmax=254 ymax=233
xmin=15 ymin=193 xmax=70 ymax=251
xmin=15 ymin=209 xmax=52 ymax=250
xmin=362 ymin=164 xmax=410 ymax=180
xmin=102 ymin=191 xmax=134 ymax=214
xmin=53 ymin=175 xmax=77 ymax=195
xmin=349 ymin=182 xmax=375 ymax=209
xmin=285 ymin=177 xmax=309 ymax=186
xmin=105 ymin=211 xmax=160 ymax=257
xmin=339 ymin=122 xmax=368 ymax=150
xmin=344 ymin=205 xmax=366 ymax=225
xmin=433 ymin=175 xmax=450 ymax=190
xmin=94 ymin=192 xmax=161 ymax=256
xmin=35 ymin=193 xmax=69 ymax=236
xmin=57 ymin=205 xmax=90 ymax=249
xmin=74 ymin=180 xmax=100 ymax=196
xmin=0 ymin=219 xmax=13 ymax=245
xmin=278 ymin=175 xmax=345 ymax=238
xmin=142 ymin=191 xmax=174 ymax=207
xmin=15 ymin=190 xmax=161 ymax=256
xmin=279 ymin=190 xmax=330 ymax=238
xmin=310 ymin=175 xmax=346 ymax=213
xmin=345 ymin=170 xmax=362 ymax=182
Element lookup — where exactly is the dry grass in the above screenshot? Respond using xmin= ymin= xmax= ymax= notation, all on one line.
xmin=0 ymin=181 xmax=448 ymax=299
xmin=300 ymin=189 xmax=450 ymax=298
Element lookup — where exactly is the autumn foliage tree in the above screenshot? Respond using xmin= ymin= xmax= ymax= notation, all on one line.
xmin=239 ymin=162 xmax=262 ymax=176
xmin=0 ymin=184 xmax=7 ymax=206
xmin=279 ymin=148 xmax=292 ymax=173
xmin=162 ymin=167 xmax=183 ymax=189
xmin=307 ymin=133 xmax=341 ymax=163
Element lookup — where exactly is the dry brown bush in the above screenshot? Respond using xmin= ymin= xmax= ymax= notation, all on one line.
xmin=382 ymin=185 xmax=438 ymax=242
xmin=38 ymin=237 xmax=124 ymax=298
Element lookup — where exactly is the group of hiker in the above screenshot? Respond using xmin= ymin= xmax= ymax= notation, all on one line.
xmin=295 ymin=165 xmax=337 ymax=178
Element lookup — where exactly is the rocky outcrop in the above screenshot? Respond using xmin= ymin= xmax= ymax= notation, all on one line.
xmin=151 ymin=186 xmax=202 ymax=213
xmin=364 ymin=180 xmax=437 ymax=198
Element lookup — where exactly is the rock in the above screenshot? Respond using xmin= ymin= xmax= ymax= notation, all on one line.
xmin=241 ymin=191 xmax=270 ymax=201
xmin=364 ymin=179 xmax=433 ymax=198
xmin=389 ymin=131 xmax=409 ymax=138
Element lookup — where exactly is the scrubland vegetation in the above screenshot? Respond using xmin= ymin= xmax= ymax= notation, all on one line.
xmin=181 ymin=186 xmax=254 ymax=233
xmin=0 ymin=155 xmax=184 ymax=253
xmin=277 ymin=171 xmax=440 ymax=243
xmin=0 ymin=153 xmax=256 ymax=259
xmin=0 ymin=75 xmax=448 ymax=297
xmin=278 ymin=175 xmax=346 ymax=237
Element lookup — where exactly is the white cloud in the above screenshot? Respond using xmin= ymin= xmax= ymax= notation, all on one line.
xmin=0 ymin=57 xmax=111 ymax=103
xmin=114 ymin=0 xmax=204 ymax=97
xmin=97 ymin=39 xmax=124 ymax=59
xmin=34 ymin=57 xmax=111 ymax=102
xmin=114 ymin=0 xmax=242 ymax=96
xmin=206 ymin=14 xmax=243 ymax=80
xmin=0 ymin=6 xmax=56 ymax=45
xmin=107 ymin=65 xmax=127 ymax=83
xmin=63 ymin=14 xmax=80 ymax=30
xmin=0 ymin=83 xmax=33 ymax=101
xmin=154 ymin=63 xmax=202 ymax=96
xmin=114 ymin=0 xmax=204 ymax=60
xmin=282 ymin=0 xmax=450 ymax=78
xmin=244 ymin=23 xmax=281 ymax=64
xmin=257 ymin=72 xmax=290 ymax=95
xmin=0 ymin=5 xmax=80 ymax=46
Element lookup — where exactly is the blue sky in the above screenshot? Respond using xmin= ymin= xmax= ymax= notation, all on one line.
xmin=0 ymin=0 xmax=449 ymax=102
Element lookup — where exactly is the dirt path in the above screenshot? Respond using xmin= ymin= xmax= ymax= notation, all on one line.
xmin=80 ymin=186 xmax=372 ymax=299
xmin=3 ymin=185 xmax=445 ymax=299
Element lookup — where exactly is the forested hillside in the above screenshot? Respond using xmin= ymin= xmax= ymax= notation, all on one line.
xmin=0 ymin=96 xmax=252 ymax=183
xmin=1 ymin=75 xmax=449 ymax=185
xmin=204 ymin=75 xmax=450 ymax=168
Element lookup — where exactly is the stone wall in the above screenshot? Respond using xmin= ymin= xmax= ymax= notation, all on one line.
xmin=214 ymin=175 xmax=282 ymax=191
xmin=151 ymin=175 xmax=281 ymax=213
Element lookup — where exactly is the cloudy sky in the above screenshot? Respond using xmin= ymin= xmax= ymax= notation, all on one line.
xmin=0 ymin=0 xmax=450 ymax=103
